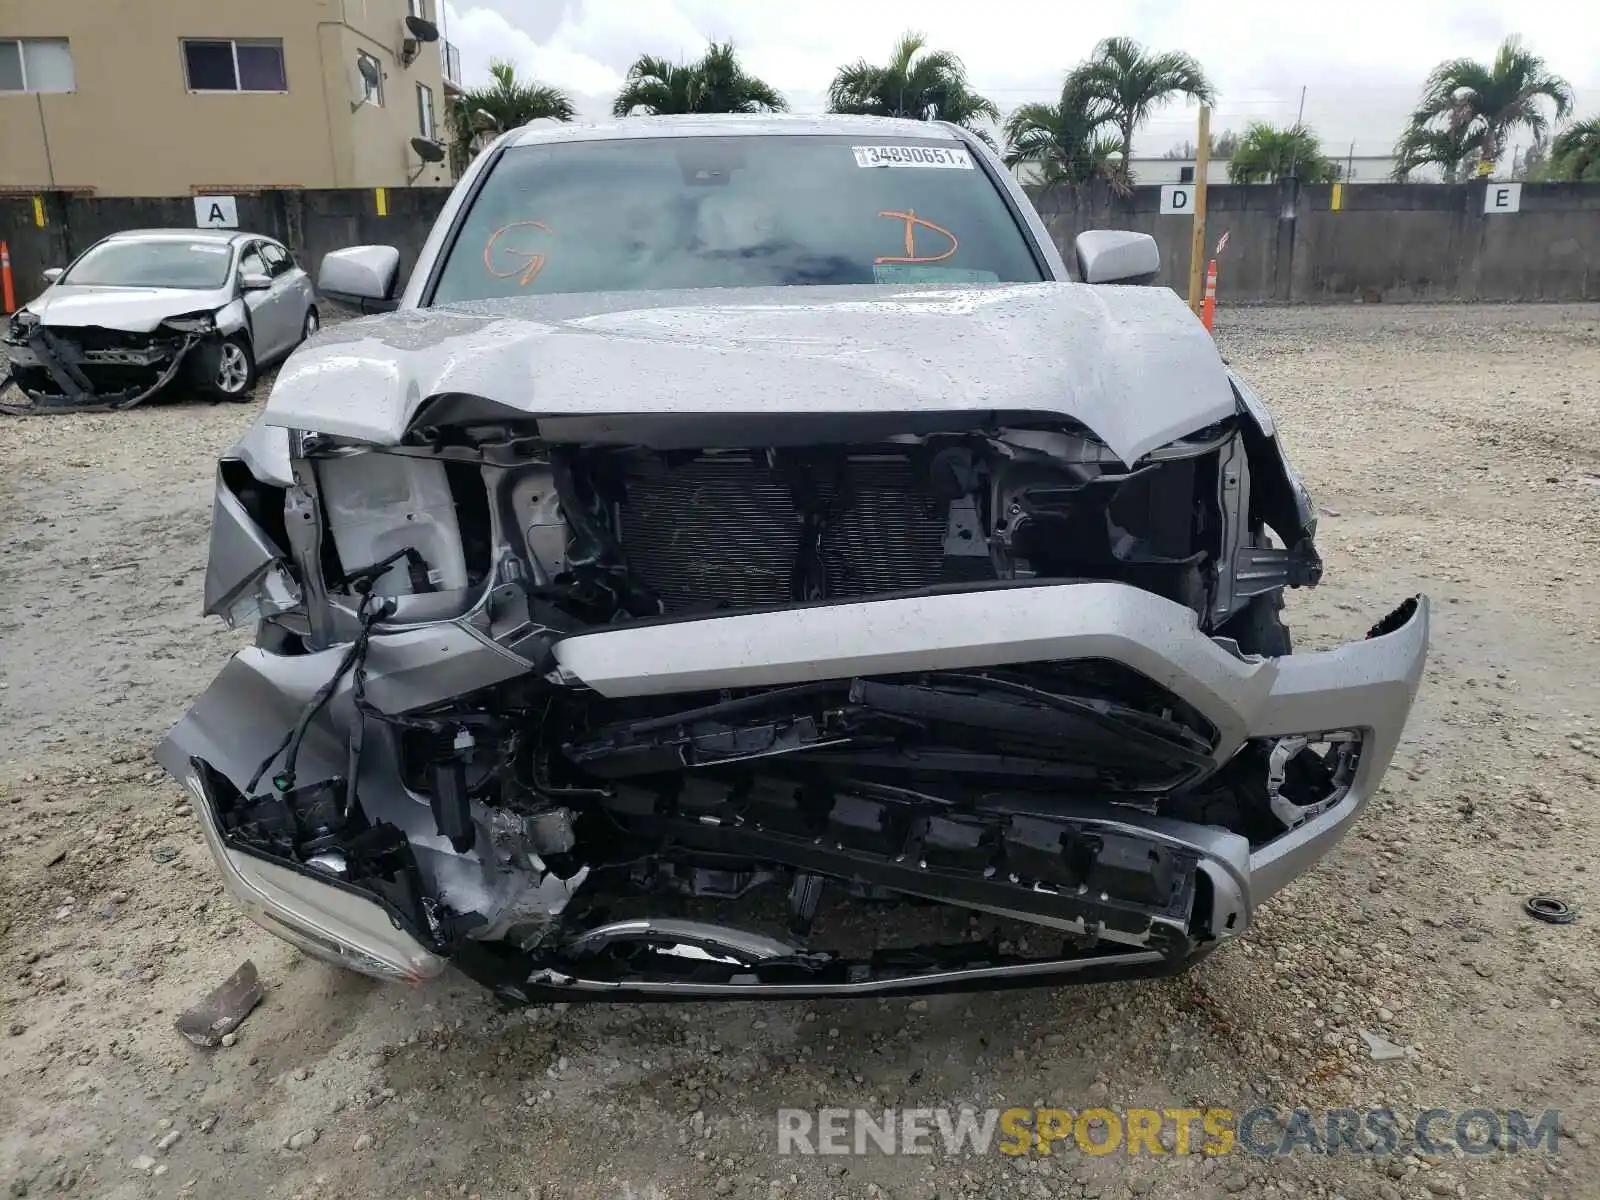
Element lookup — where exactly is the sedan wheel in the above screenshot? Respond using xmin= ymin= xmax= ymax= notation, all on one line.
xmin=215 ymin=342 xmax=250 ymax=393
xmin=303 ymin=307 xmax=320 ymax=341
xmin=204 ymin=335 xmax=257 ymax=401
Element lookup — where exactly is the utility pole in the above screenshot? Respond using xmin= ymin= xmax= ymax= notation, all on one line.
xmin=1286 ymin=86 xmax=1307 ymax=178
xmin=1186 ymin=105 xmax=1211 ymax=315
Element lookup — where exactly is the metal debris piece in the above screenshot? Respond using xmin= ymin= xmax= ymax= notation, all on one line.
xmin=1359 ymin=1029 xmax=1407 ymax=1062
xmin=174 ymin=960 xmax=263 ymax=1047
xmin=1524 ymin=896 xmax=1576 ymax=925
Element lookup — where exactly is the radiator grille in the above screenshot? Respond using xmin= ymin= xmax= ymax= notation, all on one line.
xmin=617 ymin=457 xmax=951 ymax=613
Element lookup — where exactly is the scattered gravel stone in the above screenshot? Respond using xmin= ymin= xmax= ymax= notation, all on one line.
xmin=285 ymin=1129 xmax=320 ymax=1151
xmin=1360 ymin=1030 xmax=1407 ymax=1062
xmin=354 ymin=1133 xmax=374 ymax=1151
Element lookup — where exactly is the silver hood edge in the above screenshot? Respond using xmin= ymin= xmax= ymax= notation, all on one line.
xmin=263 ymin=282 xmax=1236 ymax=465
xmin=23 ymin=284 xmax=235 ymax=333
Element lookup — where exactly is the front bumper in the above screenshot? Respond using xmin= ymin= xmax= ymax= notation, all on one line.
xmin=2 ymin=326 xmax=196 ymax=412
xmin=158 ymin=584 xmax=1429 ymax=996
xmin=172 ymin=766 xmax=448 ymax=983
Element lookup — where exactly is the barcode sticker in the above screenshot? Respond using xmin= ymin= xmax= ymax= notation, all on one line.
xmin=852 ymin=145 xmax=974 ymax=169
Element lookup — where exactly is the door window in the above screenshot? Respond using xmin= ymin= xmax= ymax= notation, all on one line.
xmin=259 ymin=243 xmax=293 ymax=277
xmin=238 ymin=245 xmax=269 ymax=280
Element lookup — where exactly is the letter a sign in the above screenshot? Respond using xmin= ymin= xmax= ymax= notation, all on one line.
xmin=1160 ymin=185 xmax=1194 ymax=215
xmin=193 ymin=195 xmax=239 ymax=228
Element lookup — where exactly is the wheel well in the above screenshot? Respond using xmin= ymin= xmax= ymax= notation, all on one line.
xmin=225 ymin=325 xmax=254 ymax=356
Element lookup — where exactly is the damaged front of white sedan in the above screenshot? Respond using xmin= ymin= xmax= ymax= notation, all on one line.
xmin=156 ymin=115 xmax=1429 ymax=1001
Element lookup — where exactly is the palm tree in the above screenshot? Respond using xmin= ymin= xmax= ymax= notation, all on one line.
xmin=828 ymin=31 xmax=1000 ymax=143
xmin=1401 ymin=36 xmax=1574 ymax=177
xmin=613 ymin=42 xmax=786 ymax=117
xmin=1076 ymin=37 xmax=1215 ymax=177
xmin=447 ymin=60 xmax=574 ymax=168
xmin=1227 ymin=123 xmax=1341 ymax=183
xmin=1391 ymin=124 xmax=1480 ymax=182
xmin=1547 ymin=117 xmax=1600 ymax=182
xmin=1003 ymin=72 xmax=1122 ymax=185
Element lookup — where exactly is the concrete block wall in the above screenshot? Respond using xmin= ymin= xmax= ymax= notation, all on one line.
xmin=2 ymin=181 xmax=1597 ymax=312
xmin=1029 ymin=179 xmax=1600 ymax=304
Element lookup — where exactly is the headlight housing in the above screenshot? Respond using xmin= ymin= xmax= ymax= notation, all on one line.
xmin=6 ymin=309 xmax=39 ymax=342
xmin=161 ymin=312 xmax=218 ymax=335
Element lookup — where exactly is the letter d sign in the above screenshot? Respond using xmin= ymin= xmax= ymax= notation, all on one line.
xmin=1160 ymin=185 xmax=1194 ymax=215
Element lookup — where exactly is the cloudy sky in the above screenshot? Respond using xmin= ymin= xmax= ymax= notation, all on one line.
xmin=436 ymin=0 xmax=1598 ymax=159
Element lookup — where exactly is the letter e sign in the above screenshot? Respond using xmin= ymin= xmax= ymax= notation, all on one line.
xmin=1160 ymin=185 xmax=1194 ymax=215
xmin=1483 ymin=183 xmax=1521 ymax=214
xmin=193 ymin=195 xmax=240 ymax=228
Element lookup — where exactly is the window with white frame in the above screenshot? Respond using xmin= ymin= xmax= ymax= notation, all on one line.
xmin=0 ymin=38 xmax=76 ymax=93
xmin=356 ymin=50 xmax=382 ymax=106
xmin=181 ymin=39 xmax=287 ymax=92
xmin=416 ymin=82 xmax=435 ymax=139
xmin=407 ymin=0 xmax=430 ymax=20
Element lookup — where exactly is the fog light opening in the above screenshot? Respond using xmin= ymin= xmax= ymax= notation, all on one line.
xmin=1266 ymin=729 xmax=1362 ymax=829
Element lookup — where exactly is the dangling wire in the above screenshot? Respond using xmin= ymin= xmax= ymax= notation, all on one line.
xmin=246 ymin=591 xmax=392 ymax=795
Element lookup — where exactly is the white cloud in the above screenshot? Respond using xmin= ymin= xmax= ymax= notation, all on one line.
xmin=438 ymin=0 xmax=1600 ymax=154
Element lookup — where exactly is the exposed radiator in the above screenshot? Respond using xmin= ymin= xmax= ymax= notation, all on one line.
xmin=617 ymin=456 xmax=953 ymax=613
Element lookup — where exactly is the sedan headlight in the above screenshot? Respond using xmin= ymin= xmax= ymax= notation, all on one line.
xmin=6 ymin=309 xmax=39 ymax=342
xmin=162 ymin=312 xmax=218 ymax=334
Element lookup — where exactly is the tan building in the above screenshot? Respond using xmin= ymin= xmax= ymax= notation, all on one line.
xmin=0 ymin=0 xmax=464 ymax=196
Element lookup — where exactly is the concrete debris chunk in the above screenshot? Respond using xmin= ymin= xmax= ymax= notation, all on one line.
xmin=1360 ymin=1029 xmax=1407 ymax=1062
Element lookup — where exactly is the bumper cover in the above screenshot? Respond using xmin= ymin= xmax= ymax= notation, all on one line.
xmin=158 ymin=583 xmax=1429 ymax=995
xmin=2 ymin=327 xmax=197 ymax=412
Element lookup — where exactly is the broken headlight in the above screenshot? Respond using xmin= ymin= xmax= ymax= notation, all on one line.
xmin=5 ymin=309 xmax=38 ymax=342
xmin=162 ymin=312 xmax=218 ymax=334
xmin=1266 ymin=730 xmax=1362 ymax=829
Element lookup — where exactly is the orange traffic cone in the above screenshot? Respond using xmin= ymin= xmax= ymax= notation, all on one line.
xmin=1200 ymin=258 xmax=1218 ymax=332
xmin=1 ymin=241 xmax=14 ymax=315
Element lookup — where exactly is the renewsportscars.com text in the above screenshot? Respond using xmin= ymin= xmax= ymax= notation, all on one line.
xmin=776 ymin=1106 xmax=1562 ymax=1158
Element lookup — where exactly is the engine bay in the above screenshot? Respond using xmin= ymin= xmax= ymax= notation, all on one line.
xmin=285 ymin=414 xmax=1321 ymax=645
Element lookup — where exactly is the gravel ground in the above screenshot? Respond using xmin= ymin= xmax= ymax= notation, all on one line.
xmin=1 ymin=303 xmax=1598 ymax=1200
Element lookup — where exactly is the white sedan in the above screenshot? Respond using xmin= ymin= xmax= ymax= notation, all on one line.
xmin=2 ymin=227 xmax=319 ymax=411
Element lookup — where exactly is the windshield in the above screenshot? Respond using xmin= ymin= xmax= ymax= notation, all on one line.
xmin=61 ymin=239 xmax=234 ymax=289
xmin=430 ymin=134 xmax=1045 ymax=303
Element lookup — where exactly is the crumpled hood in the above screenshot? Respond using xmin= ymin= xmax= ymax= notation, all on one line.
xmin=265 ymin=282 xmax=1236 ymax=464
xmin=27 ymin=284 xmax=229 ymax=333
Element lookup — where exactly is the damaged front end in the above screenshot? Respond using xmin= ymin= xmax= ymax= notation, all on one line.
xmin=1 ymin=313 xmax=206 ymax=413
xmin=158 ymin=400 xmax=1427 ymax=1000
